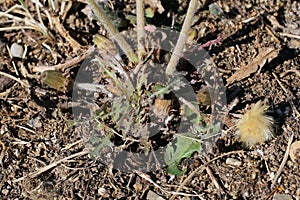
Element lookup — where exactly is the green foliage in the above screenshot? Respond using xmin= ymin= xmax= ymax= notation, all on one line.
xmin=92 ymin=53 xmax=213 ymax=172
xmin=88 ymin=0 xmax=138 ymax=64
xmin=89 ymin=132 xmax=113 ymax=158
xmin=18 ymin=0 xmax=50 ymax=39
xmin=165 ymin=133 xmax=201 ymax=175
xmin=145 ymin=7 xmax=155 ymax=18
xmin=164 ymin=121 xmax=221 ymax=175
xmin=192 ymin=122 xmax=221 ymax=139
xmin=182 ymin=102 xmax=205 ymax=125
xmin=148 ymin=83 xmax=171 ymax=99
xmin=125 ymin=14 xmax=137 ymax=26
xmin=87 ymin=0 xmax=216 ymax=175
xmin=209 ymin=3 xmax=224 ymax=17
xmin=147 ymin=76 xmax=186 ymax=99
xmin=96 ymin=2 xmax=126 ymax=28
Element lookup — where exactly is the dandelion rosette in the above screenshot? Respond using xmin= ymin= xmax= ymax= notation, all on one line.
xmin=72 ymin=27 xmax=227 ymax=173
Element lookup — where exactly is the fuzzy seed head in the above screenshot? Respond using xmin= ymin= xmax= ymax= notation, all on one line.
xmin=236 ymin=101 xmax=273 ymax=147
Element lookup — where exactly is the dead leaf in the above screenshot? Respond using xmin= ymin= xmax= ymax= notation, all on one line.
xmin=226 ymin=47 xmax=279 ymax=86
xmin=145 ymin=0 xmax=165 ymax=14
xmin=288 ymin=39 xmax=300 ymax=49
xmin=289 ymin=140 xmax=300 ymax=162
xmin=266 ymin=14 xmax=284 ymax=29
xmin=133 ymin=182 xmax=143 ymax=192
xmin=152 ymin=98 xmax=173 ymax=118
xmin=146 ymin=190 xmax=165 ymax=200
xmin=196 ymin=87 xmax=211 ymax=106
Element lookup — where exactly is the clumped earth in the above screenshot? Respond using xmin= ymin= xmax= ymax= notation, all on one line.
xmin=0 ymin=0 xmax=299 ymax=199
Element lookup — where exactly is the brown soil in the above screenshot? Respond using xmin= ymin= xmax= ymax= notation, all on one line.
xmin=0 ymin=0 xmax=299 ymax=199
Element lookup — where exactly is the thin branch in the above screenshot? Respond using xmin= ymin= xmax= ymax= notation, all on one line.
xmin=136 ymin=0 xmax=146 ymax=61
xmin=0 ymin=26 xmax=37 ymax=32
xmin=87 ymin=0 xmax=138 ymax=64
xmin=0 ymin=71 xmax=29 ymax=88
xmin=165 ymin=0 xmax=198 ymax=77
xmin=13 ymin=149 xmax=89 ymax=182
xmin=170 ymin=150 xmax=245 ymax=200
xmin=273 ymin=72 xmax=300 ymax=117
xmin=279 ymin=32 xmax=300 ymax=39
xmin=136 ymin=171 xmax=201 ymax=197
xmin=271 ymin=131 xmax=294 ymax=188
xmin=52 ymin=16 xmax=82 ymax=51
xmin=30 ymin=46 xmax=95 ymax=72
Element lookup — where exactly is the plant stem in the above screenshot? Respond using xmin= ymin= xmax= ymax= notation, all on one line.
xmin=136 ymin=0 xmax=146 ymax=61
xmin=165 ymin=0 xmax=198 ymax=77
xmin=87 ymin=0 xmax=138 ymax=64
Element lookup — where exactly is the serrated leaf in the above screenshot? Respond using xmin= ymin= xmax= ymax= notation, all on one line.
xmin=150 ymin=84 xmax=171 ymax=99
xmin=89 ymin=132 xmax=113 ymax=158
xmin=182 ymin=102 xmax=205 ymax=124
xmin=164 ymin=133 xmax=201 ymax=175
xmin=111 ymin=97 xmax=130 ymax=122
xmin=96 ymin=104 xmax=110 ymax=121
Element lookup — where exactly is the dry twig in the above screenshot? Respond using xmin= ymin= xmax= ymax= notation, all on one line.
xmin=279 ymin=32 xmax=300 ymax=40
xmin=205 ymin=166 xmax=224 ymax=194
xmin=280 ymin=69 xmax=300 ymax=78
xmin=30 ymin=47 xmax=95 ymax=72
xmin=271 ymin=130 xmax=294 ymax=188
xmin=272 ymin=72 xmax=300 ymax=117
xmin=170 ymin=150 xmax=245 ymax=200
xmin=136 ymin=171 xmax=200 ymax=198
xmin=226 ymin=47 xmax=279 ymax=86
xmin=0 ymin=71 xmax=29 ymax=88
xmin=51 ymin=15 xmax=82 ymax=51
xmin=13 ymin=149 xmax=89 ymax=182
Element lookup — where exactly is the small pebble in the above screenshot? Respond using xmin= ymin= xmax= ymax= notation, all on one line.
xmin=10 ymin=43 xmax=24 ymax=58
xmin=2 ymin=189 xmax=9 ymax=195
xmin=245 ymin=3 xmax=253 ymax=9
xmin=98 ymin=187 xmax=106 ymax=196
xmin=226 ymin=158 xmax=242 ymax=167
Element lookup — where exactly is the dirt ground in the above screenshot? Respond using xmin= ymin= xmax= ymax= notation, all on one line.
xmin=0 ymin=0 xmax=299 ymax=199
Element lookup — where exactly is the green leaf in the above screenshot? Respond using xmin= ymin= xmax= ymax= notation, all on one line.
xmin=89 ymin=132 xmax=113 ymax=158
xmin=164 ymin=133 xmax=201 ymax=175
xmin=145 ymin=7 xmax=155 ymax=18
xmin=125 ymin=14 xmax=136 ymax=25
xmin=182 ymin=102 xmax=205 ymax=125
xmin=209 ymin=3 xmax=224 ymax=17
xmin=111 ymin=97 xmax=130 ymax=122
xmin=150 ymin=83 xmax=171 ymax=99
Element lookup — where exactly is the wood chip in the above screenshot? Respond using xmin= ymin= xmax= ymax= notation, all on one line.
xmin=226 ymin=47 xmax=279 ymax=86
